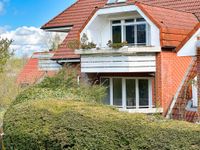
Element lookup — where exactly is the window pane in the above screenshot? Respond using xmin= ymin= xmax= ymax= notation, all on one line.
xmin=126 ymin=79 xmax=136 ymax=109
xmin=139 ymin=79 xmax=149 ymax=108
xmin=112 ymin=20 xmax=121 ymax=24
xmin=112 ymin=26 xmax=121 ymax=43
xmin=125 ymin=19 xmax=134 ymax=23
xmin=113 ymin=78 xmax=122 ymax=106
xmin=126 ymin=25 xmax=135 ymax=44
xmin=101 ymin=78 xmax=110 ymax=105
xmin=137 ymin=24 xmax=146 ymax=44
xmin=136 ymin=18 xmax=145 ymax=22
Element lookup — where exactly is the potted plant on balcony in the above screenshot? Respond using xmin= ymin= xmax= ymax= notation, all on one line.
xmin=107 ymin=40 xmax=128 ymax=49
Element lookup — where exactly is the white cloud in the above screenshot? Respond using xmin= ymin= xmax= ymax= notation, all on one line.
xmin=0 ymin=26 xmax=67 ymax=57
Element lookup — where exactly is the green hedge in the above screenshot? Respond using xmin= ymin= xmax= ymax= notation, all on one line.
xmin=3 ymin=100 xmax=200 ymax=150
xmin=12 ymin=68 xmax=106 ymax=106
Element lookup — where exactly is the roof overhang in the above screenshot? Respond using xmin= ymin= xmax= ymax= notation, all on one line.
xmin=41 ymin=25 xmax=73 ymax=32
xmin=177 ymin=26 xmax=200 ymax=57
xmin=57 ymin=59 xmax=80 ymax=63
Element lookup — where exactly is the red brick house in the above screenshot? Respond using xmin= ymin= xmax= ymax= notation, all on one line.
xmin=38 ymin=0 xmax=200 ymax=116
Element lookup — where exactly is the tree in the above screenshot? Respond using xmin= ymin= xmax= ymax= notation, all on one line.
xmin=0 ymin=38 xmax=12 ymax=73
xmin=49 ymin=33 xmax=61 ymax=50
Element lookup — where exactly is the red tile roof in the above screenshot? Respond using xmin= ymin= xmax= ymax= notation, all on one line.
xmin=135 ymin=0 xmax=200 ymax=20
xmin=136 ymin=2 xmax=199 ymax=47
xmin=17 ymin=52 xmax=57 ymax=85
xmin=42 ymin=0 xmax=200 ymax=59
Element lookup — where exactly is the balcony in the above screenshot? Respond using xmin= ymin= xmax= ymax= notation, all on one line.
xmin=75 ymin=4 xmax=161 ymax=73
xmin=75 ymin=46 xmax=160 ymax=73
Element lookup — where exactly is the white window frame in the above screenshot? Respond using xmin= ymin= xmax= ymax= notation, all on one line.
xmin=107 ymin=0 xmax=127 ymax=4
xmin=111 ymin=18 xmax=149 ymax=46
xmin=192 ymin=76 xmax=198 ymax=108
xmin=100 ymin=77 xmax=153 ymax=109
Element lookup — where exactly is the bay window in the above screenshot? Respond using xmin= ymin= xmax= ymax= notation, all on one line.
xmin=112 ymin=18 xmax=148 ymax=46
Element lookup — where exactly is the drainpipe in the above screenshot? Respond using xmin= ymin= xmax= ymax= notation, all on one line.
xmin=197 ymin=36 xmax=200 ymax=114
xmin=197 ymin=36 xmax=200 ymax=113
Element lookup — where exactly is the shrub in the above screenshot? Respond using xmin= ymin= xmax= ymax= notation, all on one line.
xmin=12 ymin=67 xmax=106 ymax=105
xmin=107 ymin=40 xmax=128 ymax=49
xmin=3 ymin=100 xmax=200 ymax=150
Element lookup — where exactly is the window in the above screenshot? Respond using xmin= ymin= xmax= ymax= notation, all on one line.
xmin=101 ymin=78 xmax=110 ymax=105
xmin=112 ymin=26 xmax=122 ymax=43
xmin=101 ymin=77 xmax=153 ymax=109
xmin=126 ymin=79 xmax=136 ymax=109
xmin=113 ymin=78 xmax=122 ymax=106
xmin=107 ymin=0 xmax=127 ymax=4
xmin=192 ymin=76 xmax=198 ymax=107
xmin=111 ymin=18 xmax=148 ymax=45
xmin=139 ymin=79 xmax=149 ymax=108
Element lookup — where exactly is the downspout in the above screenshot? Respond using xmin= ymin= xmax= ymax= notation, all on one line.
xmin=197 ymin=37 xmax=200 ymax=115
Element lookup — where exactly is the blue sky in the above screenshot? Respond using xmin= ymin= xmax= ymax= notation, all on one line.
xmin=0 ymin=0 xmax=76 ymax=30
xmin=0 ymin=0 xmax=76 ymax=57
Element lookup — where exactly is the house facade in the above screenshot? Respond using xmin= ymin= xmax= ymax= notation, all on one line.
xmin=38 ymin=0 xmax=200 ymax=117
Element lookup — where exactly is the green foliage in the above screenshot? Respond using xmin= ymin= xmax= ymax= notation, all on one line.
xmin=67 ymin=33 xmax=96 ymax=50
xmin=67 ymin=40 xmax=81 ymax=49
xmin=50 ymin=33 xmax=61 ymax=50
xmin=13 ymin=67 xmax=106 ymax=105
xmin=0 ymin=59 xmax=25 ymax=122
xmin=107 ymin=40 xmax=128 ymax=49
xmin=3 ymin=100 xmax=200 ymax=150
xmin=0 ymin=38 xmax=12 ymax=73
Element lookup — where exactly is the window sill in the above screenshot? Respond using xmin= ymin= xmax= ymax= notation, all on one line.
xmin=118 ymin=108 xmax=163 ymax=114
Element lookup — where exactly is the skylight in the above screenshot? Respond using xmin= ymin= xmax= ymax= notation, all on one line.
xmin=107 ymin=0 xmax=127 ymax=4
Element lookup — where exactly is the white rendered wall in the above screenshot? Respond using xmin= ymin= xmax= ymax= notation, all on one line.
xmin=178 ymin=28 xmax=200 ymax=56
xmin=81 ymin=5 xmax=160 ymax=48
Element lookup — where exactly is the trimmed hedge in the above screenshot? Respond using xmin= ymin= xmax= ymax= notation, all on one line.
xmin=3 ymin=100 xmax=200 ymax=150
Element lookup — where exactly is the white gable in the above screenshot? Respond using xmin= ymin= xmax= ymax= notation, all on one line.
xmin=177 ymin=28 xmax=200 ymax=56
xmin=81 ymin=5 xmax=160 ymax=48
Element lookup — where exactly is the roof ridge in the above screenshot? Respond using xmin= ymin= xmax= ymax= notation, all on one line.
xmin=136 ymin=1 xmax=198 ymax=17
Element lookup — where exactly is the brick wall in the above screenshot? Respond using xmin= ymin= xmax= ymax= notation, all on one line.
xmin=156 ymin=51 xmax=192 ymax=115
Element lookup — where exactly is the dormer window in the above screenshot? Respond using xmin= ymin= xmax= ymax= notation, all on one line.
xmin=107 ymin=0 xmax=127 ymax=4
xmin=111 ymin=18 xmax=148 ymax=46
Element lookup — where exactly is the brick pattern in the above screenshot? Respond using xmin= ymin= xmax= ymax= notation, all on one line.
xmin=171 ymin=60 xmax=198 ymax=122
xmin=155 ymin=51 xmax=192 ymax=115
